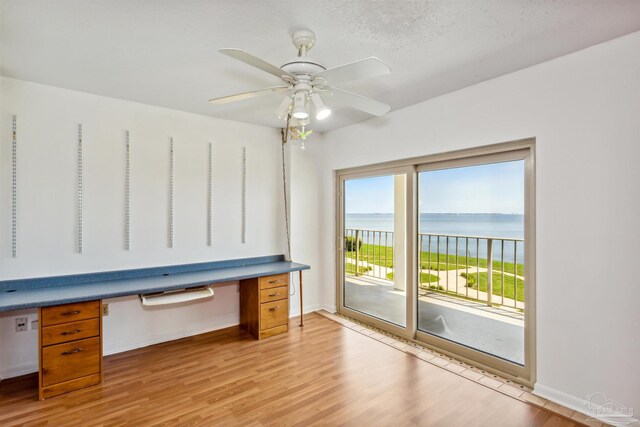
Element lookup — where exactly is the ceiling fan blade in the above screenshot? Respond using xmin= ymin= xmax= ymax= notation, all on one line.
xmin=312 ymin=57 xmax=390 ymax=85
xmin=328 ymin=87 xmax=390 ymax=116
xmin=208 ymin=86 xmax=290 ymax=104
xmin=219 ymin=48 xmax=295 ymax=81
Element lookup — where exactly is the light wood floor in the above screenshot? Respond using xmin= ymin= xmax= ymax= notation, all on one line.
xmin=0 ymin=313 xmax=577 ymax=426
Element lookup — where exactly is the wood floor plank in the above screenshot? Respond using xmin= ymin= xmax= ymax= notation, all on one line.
xmin=0 ymin=313 xmax=577 ymax=426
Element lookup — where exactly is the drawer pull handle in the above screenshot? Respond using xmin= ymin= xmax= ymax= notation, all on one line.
xmin=269 ymin=306 xmax=280 ymax=311
xmin=268 ymin=279 xmax=282 ymax=284
xmin=61 ymin=329 xmax=82 ymax=335
xmin=61 ymin=348 xmax=83 ymax=355
xmin=268 ymin=292 xmax=280 ymax=297
xmin=62 ymin=310 xmax=81 ymax=316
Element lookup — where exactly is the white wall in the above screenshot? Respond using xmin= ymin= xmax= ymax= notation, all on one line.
xmin=0 ymin=77 xmax=316 ymax=379
xmin=289 ymin=137 xmax=327 ymax=315
xmin=312 ymin=32 xmax=640 ymax=415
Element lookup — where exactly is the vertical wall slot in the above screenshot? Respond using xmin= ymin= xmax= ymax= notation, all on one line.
xmin=11 ymin=115 xmax=17 ymax=258
xmin=241 ymin=146 xmax=247 ymax=244
xmin=125 ymin=130 xmax=131 ymax=250
xmin=207 ymin=142 xmax=213 ymax=246
xmin=169 ymin=137 xmax=174 ymax=248
xmin=77 ymin=124 xmax=84 ymax=254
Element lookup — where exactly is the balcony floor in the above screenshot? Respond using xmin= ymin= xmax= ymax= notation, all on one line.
xmin=344 ymin=275 xmax=524 ymax=365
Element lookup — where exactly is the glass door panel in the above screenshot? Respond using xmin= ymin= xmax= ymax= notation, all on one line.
xmin=343 ymin=174 xmax=407 ymax=327
xmin=417 ymin=160 xmax=525 ymax=365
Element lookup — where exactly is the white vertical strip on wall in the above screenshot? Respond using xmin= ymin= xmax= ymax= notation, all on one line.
xmin=207 ymin=142 xmax=213 ymax=246
xmin=77 ymin=124 xmax=83 ymax=254
xmin=11 ymin=115 xmax=17 ymax=258
xmin=169 ymin=137 xmax=174 ymax=248
xmin=124 ymin=130 xmax=131 ymax=250
xmin=241 ymin=146 xmax=246 ymax=244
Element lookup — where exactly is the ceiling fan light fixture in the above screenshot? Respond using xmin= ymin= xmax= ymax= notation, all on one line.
xmin=291 ymin=91 xmax=309 ymax=120
xmin=311 ymin=93 xmax=331 ymax=120
xmin=275 ymin=95 xmax=292 ymax=120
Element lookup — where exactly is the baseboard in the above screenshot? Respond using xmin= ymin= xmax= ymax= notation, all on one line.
xmin=534 ymin=383 xmax=591 ymax=416
xmin=319 ymin=304 xmax=337 ymax=313
xmin=0 ymin=362 xmax=38 ymax=381
xmin=103 ymin=314 xmax=240 ymax=356
xmin=106 ymin=306 xmax=329 ymax=355
xmin=302 ymin=304 xmax=325 ymax=314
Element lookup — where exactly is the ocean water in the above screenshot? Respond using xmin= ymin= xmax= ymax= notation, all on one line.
xmin=345 ymin=213 xmax=525 ymax=263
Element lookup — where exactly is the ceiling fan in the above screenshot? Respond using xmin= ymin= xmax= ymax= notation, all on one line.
xmin=208 ymin=29 xmax=391 ymax=127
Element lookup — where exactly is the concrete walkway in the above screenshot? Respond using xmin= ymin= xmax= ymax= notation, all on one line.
xmin=346 ymin=258 xmax=525 ymax=310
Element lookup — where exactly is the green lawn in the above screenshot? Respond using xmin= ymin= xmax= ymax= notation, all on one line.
xmin=346 ymin=244 xmax=394 ymax=268
xmin=346 ymin=243 xmax=524 ymax=276
xmin=461 ymin=272 xmax=525 ymax=302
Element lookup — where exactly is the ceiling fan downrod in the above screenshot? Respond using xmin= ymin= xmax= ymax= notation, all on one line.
xmin=292 ymin=29 xmax=316 ymax=57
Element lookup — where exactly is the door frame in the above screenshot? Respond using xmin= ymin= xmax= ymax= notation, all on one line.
xmin=335 ymin=138 xmax=536 ymax=386
xmin=335 ymin=165 xmax=416 ymax=340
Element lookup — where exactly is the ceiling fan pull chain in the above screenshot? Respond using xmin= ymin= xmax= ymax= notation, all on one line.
xmin=281 ymin=117 xmax=292 ymax=263
xmin=280 ymin=116 xmax=297 ymax=297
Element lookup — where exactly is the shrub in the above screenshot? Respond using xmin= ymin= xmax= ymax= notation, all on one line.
xmin=460 ymin=272 xmax=476 ymax=287
xmin=346 ymin=264 xmax=372 ymax=275
xmin=345 ymin=236 xmax=362 ymax=252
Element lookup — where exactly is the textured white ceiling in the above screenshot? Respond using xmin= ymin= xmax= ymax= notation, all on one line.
xmin=2 ymin=0 xmax=640 ymax=132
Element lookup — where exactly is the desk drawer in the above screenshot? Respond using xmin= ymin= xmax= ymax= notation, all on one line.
xmin=259 ymin=274 xmax=289 ymax=290
xmin=42 ymin=319 xmax=100 ymax=346
xmin=41 ymin=337 xmax=100 ymax=386
xmin=260 ymin=285 xmax=288 ymax=303
xmin=260 ymin=300 xmax=288 ymax=330
xmin=41 ymin=301 xmax=100 ymax=326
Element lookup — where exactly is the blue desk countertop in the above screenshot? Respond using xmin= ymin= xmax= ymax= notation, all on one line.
xmin=0 ymin=255 xmax=310 ymax=312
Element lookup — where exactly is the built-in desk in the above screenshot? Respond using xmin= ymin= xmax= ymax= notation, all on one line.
xmin=0 ymin=255 xmax=310 ymax=399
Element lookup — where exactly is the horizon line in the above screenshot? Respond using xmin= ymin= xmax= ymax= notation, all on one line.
xmin=346 ymin=212 xmax=524 ymax=215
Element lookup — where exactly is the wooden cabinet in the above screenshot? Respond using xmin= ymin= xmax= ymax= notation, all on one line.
xmin=240 ymin=274 xmax=289 ymax=339
xmin=38 ymin=300 xmax=103 ymax=399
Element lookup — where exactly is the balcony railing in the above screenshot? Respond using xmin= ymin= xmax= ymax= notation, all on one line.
xmin=345 ymin=228 xmax=393 ymax=280
xmin=345 ymin=228 xmax=525 ymax=310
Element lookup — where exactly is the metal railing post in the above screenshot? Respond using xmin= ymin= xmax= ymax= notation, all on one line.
xmin=355 ymin=229 xmax=360 ymax=276
xmin=487 ymin=238 xmax=493 ymax=307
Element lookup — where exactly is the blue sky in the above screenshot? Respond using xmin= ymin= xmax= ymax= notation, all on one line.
xmin=345 ymin=160 xmax=524 ymax=214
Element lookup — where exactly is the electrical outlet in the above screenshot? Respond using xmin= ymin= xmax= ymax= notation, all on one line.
xmin=102 ymin=304 xmax=109 ymax=316
xmin=15 ymin=317 xmax=28 ymax=332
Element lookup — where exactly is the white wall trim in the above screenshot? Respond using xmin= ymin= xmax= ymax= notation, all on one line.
xmin=534 ymin=383 xmax=591 ymax=416
xmin=319 ymin=304 xmax=337 ymax=313
xmin=104 ymin=314 xmax=239 ymax=356
xmin=0 ymin=361 xmax=37 ymax=381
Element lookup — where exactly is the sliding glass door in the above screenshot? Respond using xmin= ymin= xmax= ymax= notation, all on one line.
xmin=337 ymin=143 xmax=535 ymax=385
xmin=338 ymin=168 xmax=414 ymax=335
xmin=416 ymin=159 xmax=525 ymax=365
